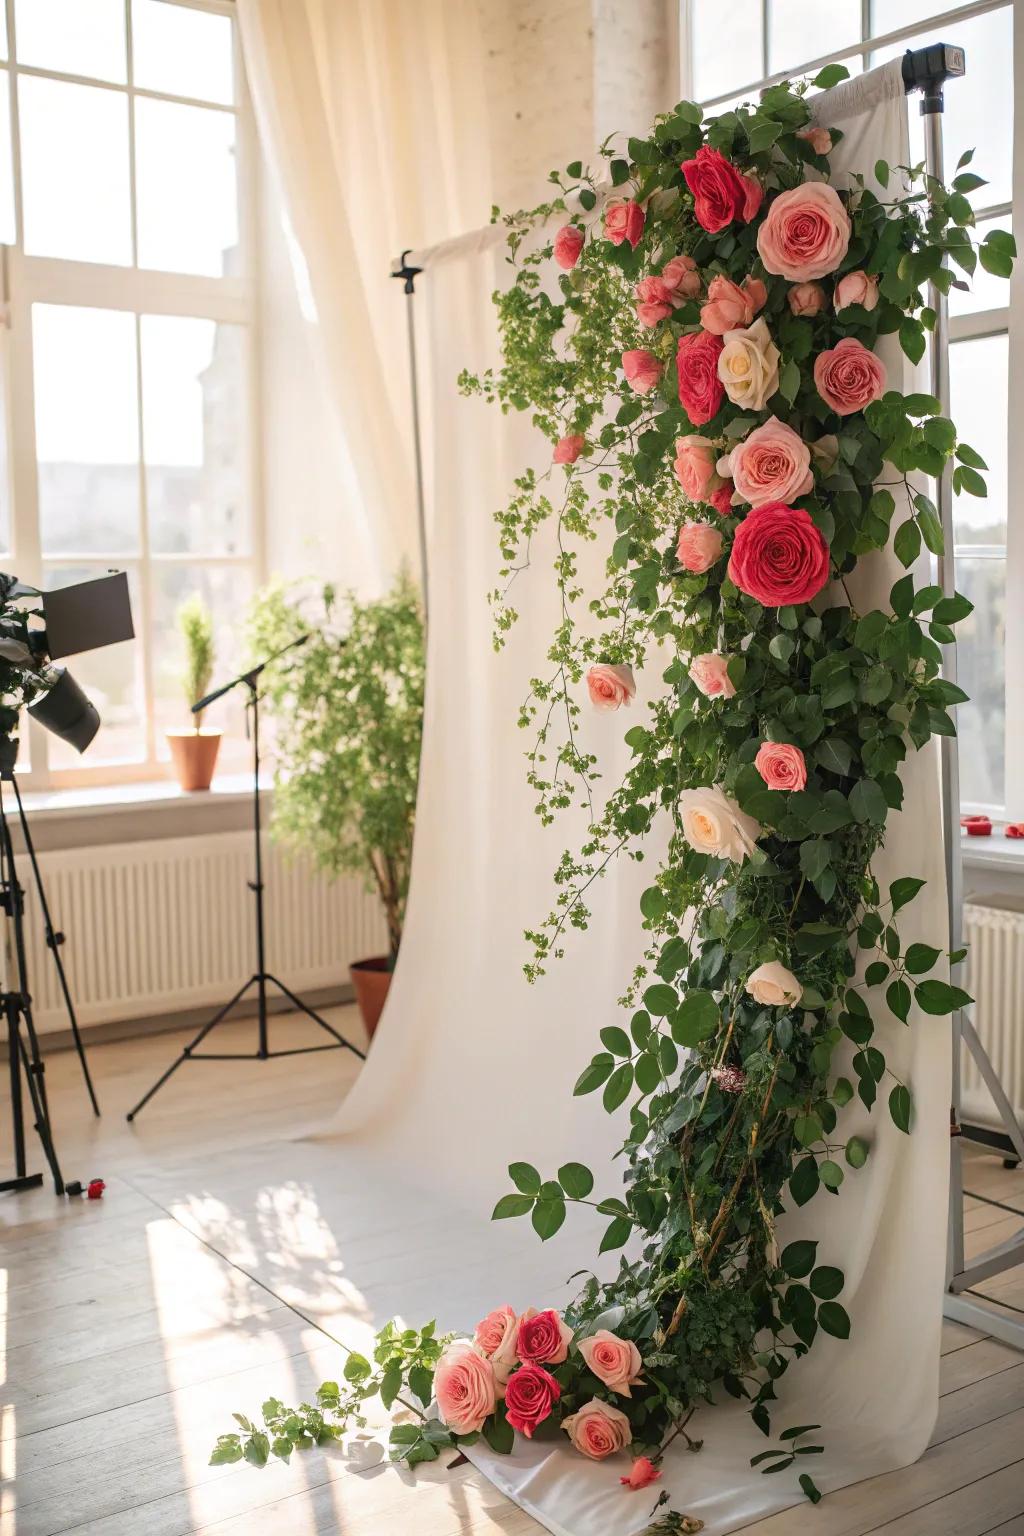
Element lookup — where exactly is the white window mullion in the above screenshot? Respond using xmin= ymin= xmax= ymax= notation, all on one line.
xmin=1002 ymin=0 xmax=1024 ymax=817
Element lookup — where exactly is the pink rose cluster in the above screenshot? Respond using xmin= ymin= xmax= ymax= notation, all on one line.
xmin=633 ymin=254 xmax=699 ymax=327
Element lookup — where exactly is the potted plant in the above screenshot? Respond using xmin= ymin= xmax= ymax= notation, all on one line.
xmin=166 ymin=593 xmax=221 ymax=791
xmin=248 ymin=573 xmax=424 ymax=1039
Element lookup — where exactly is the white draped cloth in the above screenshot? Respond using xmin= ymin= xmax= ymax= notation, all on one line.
xmin=330 ymin=60 xmax=951 ymax=1534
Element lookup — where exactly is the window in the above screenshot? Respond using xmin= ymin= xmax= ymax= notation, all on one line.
xmin=681 ymin=0 xmax=1014 ymax=814
xmin=1 ymin=0 xmax=261 ymax=787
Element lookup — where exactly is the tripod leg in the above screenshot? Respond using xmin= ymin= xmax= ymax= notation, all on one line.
xmin=265 ymin=973 xmax=367 ymax=1059
xmin=125 ymin=976 xmax=256 ymax=1121
xmin=17 ymin=1020 xmax=64 ymax=1195
xmin=6 ymin=994 xmax=26 ymax=1178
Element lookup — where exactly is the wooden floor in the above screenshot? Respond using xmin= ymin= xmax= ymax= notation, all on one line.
xmin=1 ymin=1013 xmax=1023 ymax=1535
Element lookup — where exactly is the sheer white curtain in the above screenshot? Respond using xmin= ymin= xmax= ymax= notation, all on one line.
xmin=237 ymin=0 xmax=492 ymax=584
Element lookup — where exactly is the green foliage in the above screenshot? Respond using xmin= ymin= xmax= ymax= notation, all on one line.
xmin=177 ymin=593 xmax=215 ymax=727
xmin=248 ymin=574 xmax=424 ymax=955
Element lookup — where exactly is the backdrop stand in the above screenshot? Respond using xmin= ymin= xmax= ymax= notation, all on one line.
xmin=904 ymin=42 xmax=1024 ymax=1351
xmin=392 ymin=251 xmax=429 ymax=623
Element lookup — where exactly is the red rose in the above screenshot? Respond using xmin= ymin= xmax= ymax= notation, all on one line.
xmin=604 ymin=200 xmax=645 ymax=249
xmin=504 ymin=1364 xmax=561 ymax=1438
xmin=676 ymin=331 xmax=724 ymax=426
xmin=681 ymin=146 xmax=761 ymax=233
xmin=728 ymin=502 xmax=830 ymax=607
xmin=516 ymin=1307 xmax=572 ymax=1364
xmin=710 ymin=484 xmax=734 ymax=517
xmin=553 ymin=225 xmax=584 ymax=270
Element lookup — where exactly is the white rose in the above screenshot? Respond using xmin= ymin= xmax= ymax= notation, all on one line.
xmin=678 ymin=786 xmax=761 ymax=863
xmin=746 ymin=960 xmax=802 ymax=1007
xmin=717 ymin=317 xmax=781 ymax=411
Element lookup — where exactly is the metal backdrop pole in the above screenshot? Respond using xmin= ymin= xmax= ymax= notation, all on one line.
xmin=392 ymin=252 xmax=429 ymax=623
xmin=907 ymin=43 xmax=1024 ymax=1350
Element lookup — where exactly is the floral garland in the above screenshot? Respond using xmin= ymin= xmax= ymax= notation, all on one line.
xmin=215 ymin=70 xmax=1012 ymax=1528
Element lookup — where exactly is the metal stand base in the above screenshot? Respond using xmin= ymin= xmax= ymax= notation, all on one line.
xmin=0 ymin=1171 xmax=43 ymax=1193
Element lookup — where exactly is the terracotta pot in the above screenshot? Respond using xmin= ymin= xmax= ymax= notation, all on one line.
xmin=350 ymin=955 xmax=392 ymax=1039
xmin=166 ymin=729 xmax=222 ymax=792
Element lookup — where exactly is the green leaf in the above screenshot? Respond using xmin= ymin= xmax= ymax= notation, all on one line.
xmin=889 ymin=1084 xmax=912 ymax=1134
xmin=794 ymin=1112 xmax=823 ymax=1148
xmin=780 ymin=1239 xmax=818 ymax=1278
xmin=886 ymin=979 xmax=911 ymax=1023
xmin=244 ymin=1432 xmax=270 ymax=1468
xmin=800 ymin=1473 xmax=823 ymax=1503
xmin=790 ymin=1156 xmax=820 ymax=1207
xmin=893 ymin=519 xmax=921 ymax=569
xmin=492 ymin=1193 xmax=534 ymax=1220
xmin=603 ymin=1062 xmax=634 ymax=1112
xmin=508 ymin=1161 xmax=541 ymax=1194
xmin=845 ymin=1135 xmax=869 ymax=1169
xmin=817 ymin=1302 xmax=851 ymax=1339
xmin=210 ymin=1438 xmax=244 ymax=1466
xmin=849 ymin=778 xmax=887 ymax=825
xmin=557 ymin=1161 xmax=594 ymax=1199
xmin=599 ymin=1025 xmax=632 ymax=1057
xmin=599 ymin=1214 xmax=633 ymax=1252
xmin=956 ymin=464 xmax=987 ymax=497
xmin=815 ymin=737 xmax=853 ymax=777
xmin=673 ymin=990 xmax=720 ymax=1046
xmin=890 ymin=876 xmax=925 ymax=912
xmin=819 ymin=1159 xmax=844 ymax=1191
xmin=409 ymin=1365 xmax=434 ymax=1405
xmin=810 ymin=1265 xmax=844 ymax=1300
xmin=813 ymin=63 xmax=850 ymax=88
xmin=482 ymin=1406 xmax=515 ymax=1454
xmin=899 ymin=317 xmax=926 ymax=365
xmin=574 ymin=1054 xmax=614 ymax=1095
xmin=874 ymin=159 xmax=889 ymax=188
xmin=643 ymin=983 xmax=677 ymax=1016
xmin=914 ymin=979 xmax=972 ymax=1015
xmin=904 ymin=942 xmax=941 ymax=975
xmin=979 ymin=241 xmax=1013 ymax=278
xmin=779 ymin=358 xmax=801 ymax=404
xmin=833 ymin=1076 xmax=854 ymax=1106
xmin=531 ymin=1197 xmax=566 ymax=1240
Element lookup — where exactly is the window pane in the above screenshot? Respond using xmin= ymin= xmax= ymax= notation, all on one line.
xmin=769 ymin=0 xmax=862 ymax=74
xmin=692 ymin=0 xmax=762 ymax=102
xmin=0 ymin=6 xmax=7 ymax=60
xmin=152 ymin=562 xmax=253 ymax=774
xmin=14 ymin=0 xmax=126 ymax=83
xmin=0 ymin=72 xmax=14 ymax=245
xmin=131 ymin=0 xmax=235 ymax=106
xmin=134 ymin=98 xmax=238 ymax=276
xmin=42 ymin=563 xmax=144 ymax=770
xmin=873 ymin=7 xmax=1012 ymax=206
xmin=954 ymin=557 xmax=1005 ymax=809
xmin=949 ymin=333 xmax=1007 ymax=546
xmin=20 ymin=77 xmax=131 ymax=264
xmin=870 ymin=0 xmax=969 ymax=31
xmin=33 ymin=305 xmax=140 ymax=555
xmin=141 ymin=316 xmax=249 ymax=556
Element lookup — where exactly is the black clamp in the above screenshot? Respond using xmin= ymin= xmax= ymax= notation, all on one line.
xmin=902 ymin=42 xmax=965 ymax=114
xmin=392 ymin=249 xmax=422 ymax=295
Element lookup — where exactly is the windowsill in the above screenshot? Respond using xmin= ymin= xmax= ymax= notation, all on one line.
xmin=961 ymin=827 xmax=1024 ymax=873
xmin=15 ymin=771 xmax=258 ymax=821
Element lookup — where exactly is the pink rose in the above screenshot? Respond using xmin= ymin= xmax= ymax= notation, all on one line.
xmin=676 ymin=521 xmax=724 ymax=574
xmin=754 ymin=740 xmax=807 ymax=791
xmin=728 ymin=501 xmax=831 ymax=607
xmin=621 ymin=1456 xmax=661 ymax=1490
xmin=622 ymin=349 xmax=663 ymax=395
xmin=604 ymin=200 xmax=645 ymax=249
xmin=553 ymin=225 xmax=584 ymax=271
xmin=724 ymin=416 xmax=813 ymax=509
xmin=673 ymin=435 xmax=719 ymax=502
xmin=586 ymin=663 xmax=635 ymax=712
xmin=699 ymin=275 xmax=767 ymax=336
xmin=516 ymin=1307 xmax=574 ymax=1365
xmin=661 ymin=253 xmax=701 ymax=299
xmin=797 ymin=125 xmax=832 ymax=156
xmin=788 ymin=281 xmax=827 ymax=317
xmin=504 ymin=1364 xmax=561 ymax=1438
xmin=682 ymin=146 xmax=762 ymax=233
xmin=689 ymin=652 xmax=736 ymax=699
xmin=710 ymin=484 xmax=734 ymax=517
xmin=434 ymin=1341 xmax=498 ymax=1435
xmin=676 ymin=331 xmax=724 ymax=426
xmin=562 ymin=1398 xmax=632 ymax=1460
xmin=553 ymin=433 xmax=585 ymax=464
xmin=834 ymin=269 xmax=880 ymax=313
xmin=757 ymin=181 xmax=851 ymax=281
xmin=474 ymin=1303 xmax=517 ymax=1356
xmin=579 ymin=1330 xmax=644 ymax=1397
xmin=634 ymin=275 xmax=676 ymax=327
xmin=813 ymin=337 xmax=887 ymax=417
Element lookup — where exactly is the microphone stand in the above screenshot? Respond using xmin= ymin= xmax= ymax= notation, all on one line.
xmin=126 ymin=635 xmax=365 ymax=1122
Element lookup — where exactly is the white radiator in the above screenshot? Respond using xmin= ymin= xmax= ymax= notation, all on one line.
xmin=11 ymin=832 xmax=389 ymax=1035
xmin=962 ymin=898 xmax=1024 ymax=1127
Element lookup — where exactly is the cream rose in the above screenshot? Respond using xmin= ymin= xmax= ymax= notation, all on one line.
xmin=746 ymin=960 xmax=802 ymax=1007
xmin=717 ymin=318 xmax=780 ymax=411
xmin=678 ymin=786 xmax=761 ymax=863
xmin=834 ymin=269 xmax=880 ymax=313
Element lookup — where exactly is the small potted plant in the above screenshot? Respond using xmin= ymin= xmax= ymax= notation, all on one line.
xmin=249 ymin=574 xmax=424 ymax=1038
xmin=166 ymin=593 xmax=221 ymax=791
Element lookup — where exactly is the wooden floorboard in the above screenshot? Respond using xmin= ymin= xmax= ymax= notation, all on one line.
xmin=1 ymin=1018 xmax=1023 ymax=1536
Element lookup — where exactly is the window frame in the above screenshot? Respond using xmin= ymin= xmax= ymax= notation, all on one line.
xmin=679 ymin=0 xmax=1016 ymax=817
xmin=0 ymin=0 xmax=265 ymax=789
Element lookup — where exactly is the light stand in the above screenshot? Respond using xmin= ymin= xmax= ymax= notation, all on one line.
xmin=905 ymin=43 xmax=1024 ymax=1350
xmin=126 ymin=635 xmax=366 ymax=1123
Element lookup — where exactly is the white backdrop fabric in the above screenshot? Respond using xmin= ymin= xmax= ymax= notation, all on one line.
xmin=328 ymin=61 xmax=952 ymax=1534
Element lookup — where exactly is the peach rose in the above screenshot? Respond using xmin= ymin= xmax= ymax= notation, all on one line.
xmin=586 ymin=664 xmax=635 ymax=712
xmin=754 ymin=740 xmax=807 ymax=791
xmin=676 ymin=521 xmax=724 ymax=573
xmin=689 ymin=652 xmax=736 ymax=699
xmin=579 ymin=1331 xmax=644 ymax=1397
xmin=474 ymin=1305 xmax=518 ymax=1388
xmin=700 ymin=275 xmax=767 ymax=336
xmin=554 ymin=433 xmax=585 ymax=464
xmin=797 ymin=125 xmax=832 ymax=156
xmin=673 ymin=436 xmax=719 ymax=502
xmin=678 ymin=785 xmax=760 ymax=863
xmin=757 ymin=181 xmax=851 ymax=281
xmin=635 ymin=276 xmax=676 ymax=327
xmin=834 ymin=269 xmax=880 ymax=313
xmin=604 ymin=200 xmax=645 ymax=249
xmin=562 ymin=1398 xmax=632 ymax=1460
xmin=661 ymin=253 xmax=701 ymax=299
xmin=788 ymin=282 xmax=826 ymax=317
xmin=621 ymin=1456 xmax=661 ymax=1490
xmin=813 ymin=337 xmax=887 ymax=416
xmin=718 ymin=318 xmax=780 ymax=411
xmin=516 ymin=1307 xmax=573 ymax=1365
xmin=434 ymin=1341 xmax=498 ymax=1435
xmin=746 ymin=960 xmax=802 ymax=1007
xmin=724 ymin=417 xmax=813 ymax=508
xmin=553 ymin=225 xmax=584 ymax=271
xmin=622 ymin=349 xmax=663 ymax=395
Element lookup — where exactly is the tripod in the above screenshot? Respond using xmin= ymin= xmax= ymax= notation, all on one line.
xmin=0 ymin=769 xmax=64 ymax=1194
xmin=126 ymin=637 xmax=365 ymax=1122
